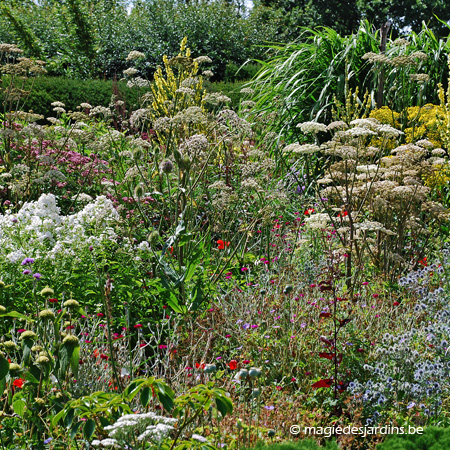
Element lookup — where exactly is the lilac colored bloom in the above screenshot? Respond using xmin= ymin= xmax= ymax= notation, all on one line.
xmin=243 ymin=323 xmax=250 ymax=330
xmin=407 ymin=402 xmax=416 ymax=409
xmin=33 ymin=273 xmax=41 ymax=279
xmin=21 ymin=257 xmax=35 ymax=266
xmin=301 ymin=323 xmax=306 ymax=328
xmin=264 ymin=405 xmax=275 ymax=410
xmin=22 ymin=269 xmax=31 ymax=275
xmin=44 ymin=438 xmax=53 ymax=444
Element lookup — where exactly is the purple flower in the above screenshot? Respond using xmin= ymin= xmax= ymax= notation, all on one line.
xmin=243 ymin=323 xmax=250 ymax=330
xmin=44 ymin=438 xmax=53 ymax=444
xmin=21 ymin=257 xmax=35 ymax=266
xmin=22 ymin=269 xmax=31 ymax=275
xmin=264 ymin=405 xmax=275 ymax=410
xmin=33 ymin=273 xmax=41 ymax=279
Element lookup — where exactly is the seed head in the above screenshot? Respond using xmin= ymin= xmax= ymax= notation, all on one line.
xmin=39 ymin=309 xmax=55 ymax=321
xmin=40 ymin=286 xmax=54 ymax=297
xmin=160 ymin=159 xmax=173 ymax=174
xmin=9 ymin=363 xmax=21 ymax=373
xmin=63 ymin=299 xmax=80 ymax=309
xmin=19 ymin=330 xmax=37 ymax=341
xmin=62 ymin=335 xmax=79 ymax=346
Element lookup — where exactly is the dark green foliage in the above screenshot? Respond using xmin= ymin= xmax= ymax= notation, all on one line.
xmin=0 ymin=75 xmax=245 ymax=118
xmin=377 ymin=427 xmax=450 ymax=450
xmin=0 ymin=76 xmax=148 ymax=119
xmin=257 ymin=0 xmax=450 ymax=38
xmin=0 ymin=0 xmax=278 ymax=80
xmin=243 ymin=440 xmax=340 ymax=450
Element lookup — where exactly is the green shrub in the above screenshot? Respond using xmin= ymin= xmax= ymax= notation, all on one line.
xmin=244 ymin=440 xmax=340 ymax=450
xmin=377 ymin=427 xmax=450 ymax=450
xmin=0 ymin=75 xmax=149 ymax=118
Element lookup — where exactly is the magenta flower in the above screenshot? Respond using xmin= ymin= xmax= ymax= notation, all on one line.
xmin=21 ymin=258 xmax=35 ymax=266
xmin=33 ymin=273 xmax=41 ymax=279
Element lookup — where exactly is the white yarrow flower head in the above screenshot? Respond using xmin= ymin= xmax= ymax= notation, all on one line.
xmin=192 ymin=434 xmax=208 ymax=443
xmin=296 ymin=121 xmax=327 ymax=134
xmin=126 ymin=50 xmax=145 ymax=61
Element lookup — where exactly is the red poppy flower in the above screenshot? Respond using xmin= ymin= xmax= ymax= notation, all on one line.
xmin=304 ymin=208 xmax=315 ymax=216
xmin=49 ymin=298 xmax=58 ymax=303
xmin=242 ymin=360 xmax=250 ymax=364
xmin=217 ymin=239 xmax=230 ymax=250
xmin=100 ymin=353 xmax=109 ymax=360
xmin=134 ymin=324 xmax=143 ymax=328
xmin=13 ymin=378 xmax=24 ymax=389
xmin=418 ymin=257 xmax=427 ymax=267
xmin=229 ymin=360 xmax=238 ymax=370
xmin=195 ymin=362 xmax=206 ymax=369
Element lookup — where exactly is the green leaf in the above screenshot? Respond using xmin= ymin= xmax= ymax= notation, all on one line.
xmin=70 ymin=345 xmax=80 ymax=378
xmin=24 ymin=368 xmax=39 ymax=384
xmin=215 ymin=395 xmax=233 ymax=418
xmin=0 ymin=377 xmax=6 ymax=396
xmin=70 ymin=421 xmax=83 ymax=440
xmin=0 ymin=354 xmax=9 ymax=380
xmin=22 ymin=340 xmax=32 ymax=367
xmin=58 ymin=346 xmax=69 ymax=380
xmin=83 ymin=418 xmax=96 ymax=440
xmin=65 ymin=408 xmax=74 ymax=428
xmin=52 ymin=407 xmax=67 ymax=427
xmin=158 ymin=391 xmax=174 ymax=412
xmin=13 ymin=399 xmax=27 ymax=417
xmin=99 ymin=416 xmax=111 ymax=428
xmin=140 ymin=386 xmax=150 ymax=407
xmin=0 ymin=311 xmax=31 ymax=320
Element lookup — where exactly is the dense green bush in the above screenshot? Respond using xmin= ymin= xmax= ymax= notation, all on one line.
xmin=245 ymin=441 xmax=339 ymax=450
xmin=0 ymin=75 xmax=148 ymax=119
xmin=377 ymin=427 xmax=450 ymax=450
xmin=0 ymin=0 xmax=278 ymax=80
xmin=0 ymin=75 xmax=244 ymax=117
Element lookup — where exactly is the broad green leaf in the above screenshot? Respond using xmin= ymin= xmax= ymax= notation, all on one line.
xmin=13 ymin=399 xmax=27 ymax=416
xmin=52 ymin=407 xmax=67 ymax=427
xmin=65 ymin=408 xmax=74 ymax=428
xmin=83 ymin=418 xmax=96 ymax=440
xmin=70 ymin=345 xmax=80 ymax=378
xmin=215 ymin=395 xmax=233 ymax=418
xmin=70 ymin=421 xmax=83 ymax=440
xmin=140 ymin=386 xmax=150 ymax=407
xmin=0 ymin=311 xmax=30 ymax=320
xmin=0 ymin=354 xmax=9 ymax=380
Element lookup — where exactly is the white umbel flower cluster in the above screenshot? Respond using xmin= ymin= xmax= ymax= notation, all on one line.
xmin=92 ymin=412 xmax=177 ymax=448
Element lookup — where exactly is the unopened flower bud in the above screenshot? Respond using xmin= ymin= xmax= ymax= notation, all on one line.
xmin=160 ymin=159 xmax=173 ymax=174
